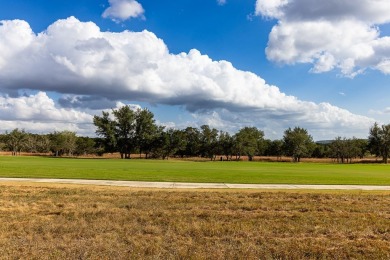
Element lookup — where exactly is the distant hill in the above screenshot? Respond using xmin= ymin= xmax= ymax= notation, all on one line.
xmin=315 ymin=140 xmax=333 ymax=145
xmin=316 ymin=139 xmax=368 ymax=145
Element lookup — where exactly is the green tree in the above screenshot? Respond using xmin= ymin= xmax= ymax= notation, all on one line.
xmin=182 ymin=127 xmax=201 ymax=157
xmin=36 ymin=134 xmax=51 ymax=153
xmin=24 ymin=133 xmax=39 ymax=153
xmin=353 ymin=138 xmax=368 ymax=159
xmin=94 ymin=106 xmax=136 ymax=159
xmin=234 ymin=127 xmax=265 ymax=161
xmin=75 ymin=137 xmax=96 ymax=156
xmin=94 ymin=106 xmax=163 ymax=159
xmin=368 ymin=123 xmax=390 ymax=163
xmin=265 ymin=139 xmax=284 ymax=160
xmin=368 ymin=122 xmax=382 ymax=159
xmin=112 ymin=106 xmax=136 ymax=159
xmin=93 ymin=111 xmax=117 ymax=153
xmin=329 ymin=137 xmax=347 ymax=163
xmin=283 ymin=127 xmax=314 ymax=162
xmin=312 ymin=143 xmax=325 ymax=159
xmin=161 ymin=128 xmax=187 ymax=159
xmin=0 ymin=134 xmax=7 ymax=152
xmin=135 ymin=108 xmax=159 ymax=158
xmin=345 ymin=138 xmax=365 ymax=163
xmin=5 ymin=128 xmax=27 ymax=156
xmin=217 ymin=131 xmax=234 ymax=160
xmin=199 ymin=125 xmax=219 ymax=160
xmin=49 ymin=131 xmax=77 ymax=156
xmin=49 ymin=131 xmax=64 ymax=156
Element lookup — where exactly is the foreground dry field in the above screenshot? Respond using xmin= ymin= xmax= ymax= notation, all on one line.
xmin=0 ymin=183 xmax=389 ymax=259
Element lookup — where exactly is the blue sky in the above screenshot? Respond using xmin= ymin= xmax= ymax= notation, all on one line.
xmin=1 ymin=0 xmax=390 ymax=140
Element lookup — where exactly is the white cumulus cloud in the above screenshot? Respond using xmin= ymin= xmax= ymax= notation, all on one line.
xmin=0 ymin=17 xmax=376 ymax=139
xmin=256 ymin=0 xmax=390 ymax=77
xmin=0 ymin=92 xmax=94 ymax=135
xmin=102 ymin=0 xmax=144 ymax=22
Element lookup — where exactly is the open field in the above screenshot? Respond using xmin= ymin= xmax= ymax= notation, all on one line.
xmin=0 ymin=183 xmax=389 ymax=259
xmin=0 ymin=156 xmax=390 ymax=185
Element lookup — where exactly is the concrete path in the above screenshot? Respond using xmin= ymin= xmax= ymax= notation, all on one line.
xmin=0 ymin=178 xmax=390 ymax=190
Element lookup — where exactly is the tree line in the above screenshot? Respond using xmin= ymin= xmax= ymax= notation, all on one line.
xmin=93 ymin=106 xmax=390 ymax=163
xmin=0 ymin=129 xmax=101 ymax=157
xmin=1 ymin=105 xmax=390 ymax=163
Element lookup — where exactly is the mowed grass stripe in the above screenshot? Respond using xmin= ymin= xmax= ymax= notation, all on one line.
xmin=0 ymin=156 xmax=389 ymax=185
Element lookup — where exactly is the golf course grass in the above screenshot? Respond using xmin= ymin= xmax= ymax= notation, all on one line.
xmin=0 ymin=156 xmax=389 ymax=185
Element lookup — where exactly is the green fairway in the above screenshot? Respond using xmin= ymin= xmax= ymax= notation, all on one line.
xmin=0 ymin=156 xmax=389 ymax=185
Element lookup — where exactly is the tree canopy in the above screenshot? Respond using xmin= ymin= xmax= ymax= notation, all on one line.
xmin=93 ymin=106 xmax=160 ymax=159
xmin=368 ymin=122 xmax=390 ymax=163
xmin=283 ymin=127 xmax=314 ymax=162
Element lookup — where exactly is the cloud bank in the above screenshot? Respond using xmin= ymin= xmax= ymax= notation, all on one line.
xmin=0 ymin=17 xmax=375 ymax=139
xmin=256 ymin=0 xmax=390 ymax=77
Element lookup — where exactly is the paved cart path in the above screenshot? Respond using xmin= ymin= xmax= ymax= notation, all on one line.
xmin=0 ymin=178 xmax=390 ymax=190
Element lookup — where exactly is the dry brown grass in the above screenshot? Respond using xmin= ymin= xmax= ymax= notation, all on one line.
xmin=0 ymin=183 xmax=389 ymax=259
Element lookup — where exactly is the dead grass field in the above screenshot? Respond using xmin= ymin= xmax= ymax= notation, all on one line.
xmin=0 ymin=183 xmax=389 ymax=259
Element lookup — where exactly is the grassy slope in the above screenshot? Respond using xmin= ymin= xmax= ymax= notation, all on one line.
xmin=0 ymin=156 xmax=389 ymax=185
